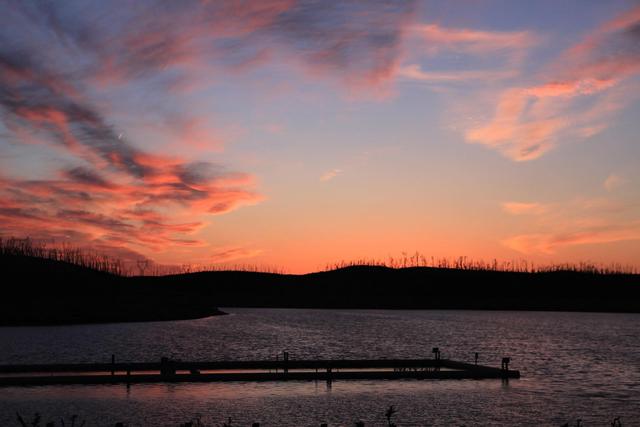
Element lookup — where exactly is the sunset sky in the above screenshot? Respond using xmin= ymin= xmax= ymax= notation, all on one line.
xmin=1 ymin=0 xmax=639 ymax=273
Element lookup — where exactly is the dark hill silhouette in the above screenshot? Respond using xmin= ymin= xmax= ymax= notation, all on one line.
xmin=0 ymin=254 xmax=224 ymax=325
xmin=2 ymin=253 xmax=639 ymax=325
xmin=139 ymin=264 xmax=640 ymax=312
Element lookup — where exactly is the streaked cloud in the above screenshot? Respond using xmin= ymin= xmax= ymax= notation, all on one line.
xmin=320 ymin=169 xmax=342 ymax=182
xmin=503 ymin=225 xmax=640 ymax=254
xmin=502 ymin=202 xmax=548 ymax=215
xmin=210 ymin=246 xmax=264 ymax=263
xmin=0 ymin=0 xmax=417 ymax=257
xmin=398 ymin=64 xmax=516 ymax=83
xmin=411 ymin=24 xmax=537 ymax=55
xmin=465 ymin=5 xmax=640 ymax=161
xmin=399 ymin=24 xmax=535 ymax=88
xmin=502 ymin=194 xmax=640 ymax=254
xmin=604 ymin=174 xmax=626 ymax=192
xmin=0 ymin=163 xmax=261 ymax=252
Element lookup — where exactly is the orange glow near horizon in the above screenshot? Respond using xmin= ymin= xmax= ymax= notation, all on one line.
xmin=1 ymin=2 xmax=639 ymax=273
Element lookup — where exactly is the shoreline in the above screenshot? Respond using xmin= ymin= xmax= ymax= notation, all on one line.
xmin=0 ymin=308 xmax=227 ymax=328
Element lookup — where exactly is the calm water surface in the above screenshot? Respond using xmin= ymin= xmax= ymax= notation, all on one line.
xmin=0 ymin=309 xmax=638 ymax=426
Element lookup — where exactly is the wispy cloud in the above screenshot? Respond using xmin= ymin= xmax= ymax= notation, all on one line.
xmin=0 ymin=1 xmax=418 ymax=257
xmin=398 ymin=64 xmax=516 ymax=83
xmin=501 ymin=195 xmax=640 ymax=254
xmin=0 ymin=163 xmax=261 ymax=253
xmin=411 ymin=24 xmax=537 ymax=54
xmin=465 ymin=5 xmax=640 ymax=161
xmin=604 ymin=174 xmax=626 ymax=192
xmin=320 ymin=169 xmax=342 ymax=182
xmin=399 ymin=24 xmax=536 ymax=87
xmin=503 ymin=225 xmax=640 ymax=254
xmin=209 ymin=246 xmax=264 ymax=263
xmin=64 ymin=0 xmax=416 ymax=90
xmin=502 ymin=202 xmax=548 ymax=215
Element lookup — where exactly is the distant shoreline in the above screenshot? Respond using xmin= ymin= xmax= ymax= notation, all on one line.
xmin=1 ymin=309 xmax=228 ymax=327
xmin=2 ymin=254 xmax=640 ymax=325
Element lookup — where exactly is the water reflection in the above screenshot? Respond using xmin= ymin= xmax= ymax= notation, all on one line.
xmin=1 ymin=309 xmax=639 ymax=425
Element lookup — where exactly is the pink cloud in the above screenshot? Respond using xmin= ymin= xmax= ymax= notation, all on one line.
xmin=502 ymin=202 xmax=548 ymax=215
xmin=503 ymin=225 xmax=640 ymax=254
xmin=0 ymin=1 xmax=422 ymax=265
xmin=501 ymin=192 xmax=640 ymax=254
xmin=0 ymin=152 xmax=262 ymax=254
xmin=465 ymin=87 xmax=568 ymax=160
xmin=464 ymin=5 xmax=640 ymax=161
xmin=320 ymin=169 xmax=342 ymax=182
xmin=525 ymin=79 xmax=616 ymax=98
xmin=398 ymin=64 xmax=516 ymax=82
xmin=412 ymin=24 xmax=537 ymax=54
xmin=209 ymin=246 xmax=264 ymax=263
xmin=84 ymin=1 xmax=417 ymax=94
xmin=399 ymin=23 xmax=537 ymax=94
xmin=177 ymin=119 xmax=226 ymax=151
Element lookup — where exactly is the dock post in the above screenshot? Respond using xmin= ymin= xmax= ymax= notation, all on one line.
xmin=501 ymin=357 xmax=510 ymax=372
xmin=432 ymin=347 xmax=441 ymax=371
xmin=160 ymin=357 xmax=175 ymax=376
xmin=111 ymin=354 xmax=115 ymax=375
xmin=283 ymin=351 xmax=289 ymax=374
xmin=474 ymin=352 xmax=479 ymax=365
xmin=432 ymin=347 xmax=440 ymax=360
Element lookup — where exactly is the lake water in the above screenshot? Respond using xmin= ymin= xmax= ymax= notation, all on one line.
xmin=0 ymin=309 xmax=639 ymax=426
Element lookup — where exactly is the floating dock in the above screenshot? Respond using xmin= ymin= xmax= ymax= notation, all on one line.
xmin=0 ymin=351 xmax=519 ymax=386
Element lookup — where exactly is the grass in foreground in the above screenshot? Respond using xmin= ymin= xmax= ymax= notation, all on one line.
xmin=14 ymin=410 xmax=626 ymax=426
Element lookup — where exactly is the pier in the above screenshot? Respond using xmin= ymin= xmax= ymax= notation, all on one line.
xmin=0 ymin=351 xmax=519 ymax=387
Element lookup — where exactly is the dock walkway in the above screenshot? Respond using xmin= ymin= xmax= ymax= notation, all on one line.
xmin=0 ymin=352 xmax=520 ymax=386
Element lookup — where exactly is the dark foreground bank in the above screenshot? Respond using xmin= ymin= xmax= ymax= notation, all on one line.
xmin=2 ymin=254 xmax=640 ymax=324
